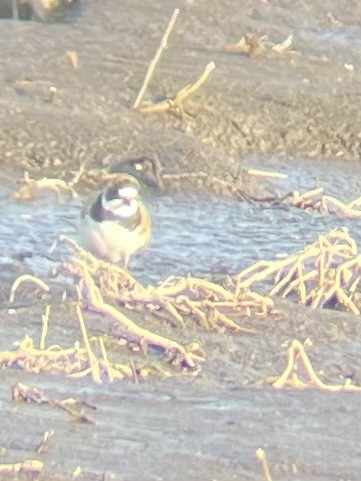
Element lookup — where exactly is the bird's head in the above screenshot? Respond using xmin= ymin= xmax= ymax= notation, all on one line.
xmin=101 ymin=175 xmax=141 ymax=218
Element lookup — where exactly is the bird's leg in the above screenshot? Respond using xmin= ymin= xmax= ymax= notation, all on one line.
xmin=12 ymin=0 xmax=19 ymax=19
xmin=124 ymin=254 xmax=130 ymax=271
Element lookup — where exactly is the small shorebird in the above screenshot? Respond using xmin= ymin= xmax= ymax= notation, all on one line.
xmin=79 ymin=174 xmax=151 ymax=268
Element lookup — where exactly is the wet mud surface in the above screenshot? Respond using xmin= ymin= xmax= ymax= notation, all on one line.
xmin=1 ymin=298 xmax=361 ymax=481
xmin=1 ymin=1 xmax=361 ymax=480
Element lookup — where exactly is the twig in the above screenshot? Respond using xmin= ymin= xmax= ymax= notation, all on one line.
xmin=225 ymin=34 xmax=268 ymax=57
xmin=138 ymin=61 xmax=215 ymax=114
xmin=75 ymin=304 xmax=101 ymax=384
xmin=9 ymin=275 xmax=50 ymax=314
xmin=66 ymin=50 xmax=79 ymax=68
xmin=35 ymin=430 xmax=54 ymax=454
xmin=248 ymin=169 xmax=288 ymax=179
xmin=256 ymin=448 xmax=273 ymax=481
xmin=12 ymin=383 xmax=95 ymax=423
xmin=39 ymin=305 xmax=51 ymax=350
xmin=272 ymin=339 xmax=361 ymax=391
xmin=98 ymin=337 xmax=114 ymax=383
xmin=176 ymin=61 xmax=216 ymax=101
xmin=132 ymin=8 xmax=180 ymax=109
xmin=272 ymin=34 xmax=293 ymax=53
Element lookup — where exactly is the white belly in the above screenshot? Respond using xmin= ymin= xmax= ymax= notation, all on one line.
xmin=79 ymin=215 xmax=146 ymax=263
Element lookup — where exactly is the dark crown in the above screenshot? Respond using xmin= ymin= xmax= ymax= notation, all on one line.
xmin=104 ymin=175 xmax=140 ymax=201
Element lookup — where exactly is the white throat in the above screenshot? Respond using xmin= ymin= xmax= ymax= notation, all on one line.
xmin=118 ymin=186 xmax=138 ymax=198
xmin=101 ymin=195 xmax=139 ymax=218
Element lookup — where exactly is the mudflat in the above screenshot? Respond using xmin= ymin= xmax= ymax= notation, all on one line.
xmin=1 ymin=1 xmax=361 ymax=480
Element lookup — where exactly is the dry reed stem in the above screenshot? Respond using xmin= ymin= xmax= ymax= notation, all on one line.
xmin=272 ymin=339 xmax=361 ymax=391
xmin=132 ymin=8 xmax=180 ymax=109
xmin=269 ymin=255 xmax=310 ymax=297
xmin=177 ymin=62 xmax=216 ymax=100
xmin=2 ymin=327 xmax=162 ymax=383
xmin=52 ymin=235 xmax=141 ymax=291
xmin=4 ymin=336 xmax=90 ymax=376
xmin=66 ymin=50 xmax=79 ymax=68
xmin=225 ymin=34 xmax=268 ymax=57
xmin=153 ymin=277 xmax=233 ymax=300
xmin=12 ymin=383 xmax=95 ymax=423
xmin=161 ymin=171 xmax=269 ymax=201
xmin=236 ymin=258 xmax=295 ymax=292
xmin=35 ymin=430 xmax=54 ymax=454
xmin=256 ymin=448 xmax=273 ymax=481
xmin=98 ymin=337 xmax=114 ymax=382
xmin=248 ymin=169 xmax=288 ymax=179
xmin=318 ymin=235 xmax=325 ymax=286
xmin=51 ymin=399 xmax=94 ymax=423
xmin=1 ymin=343 xmax=82 ymax=367
xmin=348 ymin=196 xmax=361 ymax=208
xmin=137 ymin=62 xmax=216 ymax=115
xmin=281 ymin=271 xmax=317 ymax=299
xmin=207 ymin=307 xmax=258 ymax=333
xmin=217 ymin=32 xmax=292 ymax=58
xmin=75 ymin=304 xmax=101 ymax=383
xmin=65 ymin=168 xmax=126 ymax=190
xmin=40 ymin=305 xmax=51 ymax=350
xmin=68 ymin=161 xmax=88 ymax=188
xmin=9 ymin=275 xmax=50 ymax=313
xmin=14 ymin=171 xmax=78 ymax=201
xmin=335 ymin=286 xmax=360 ymax=314
xmin=328 ymin=229 xmax=357 ymax=253
xmin=299 ymin=186 xmax=324 ymax=200
xmin=119 ymin=276 xmax=272 ymax=325
xmin=272 ymin=34 xmax=293 ymax=53
xmin=323 ymin=195 xmax=361 ymax=218
xmin=73 ymin=466 xmax=82 ymax=478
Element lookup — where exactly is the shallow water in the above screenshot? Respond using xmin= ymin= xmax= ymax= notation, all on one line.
xmin=1 ymin=158 xmax=361 ymax=286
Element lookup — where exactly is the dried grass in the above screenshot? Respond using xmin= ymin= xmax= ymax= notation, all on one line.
xmin=233 ymin=228 xmax=361 ymax=314
xmin=268 ymin=339 xmax=361 ymax=391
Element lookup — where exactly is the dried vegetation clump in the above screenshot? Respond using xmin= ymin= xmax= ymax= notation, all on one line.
xmin=13 ymin=171 xmax=79 ymax=201
xmin=136 ymin=61 xmax=216 ymax=117
xmin=6 ymin=172 xmax=361 ymax=391
xmin=14 ymin=167 xmax=361 ymax=211
xmin=0 ymin=381 xmax=96 ymax=475
xmin=280 ymin=186 xmax=361 ymax=217
xmin=267 ymin=339 xmax=361 ymax=392
xmin=132 ymin=9 xmax=215 ymax=116
xmin=232 ymin=228 xmax=361 ymax=314
xmin=54 ymin=236 xmax=274 ymax=328
xmin=2 ymin=236 xmax=276 ymax=384
xmin=224 ymin=33 xmax=294 ymax=58
xmin=3 ymin=228 xmax=361 ymax=391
